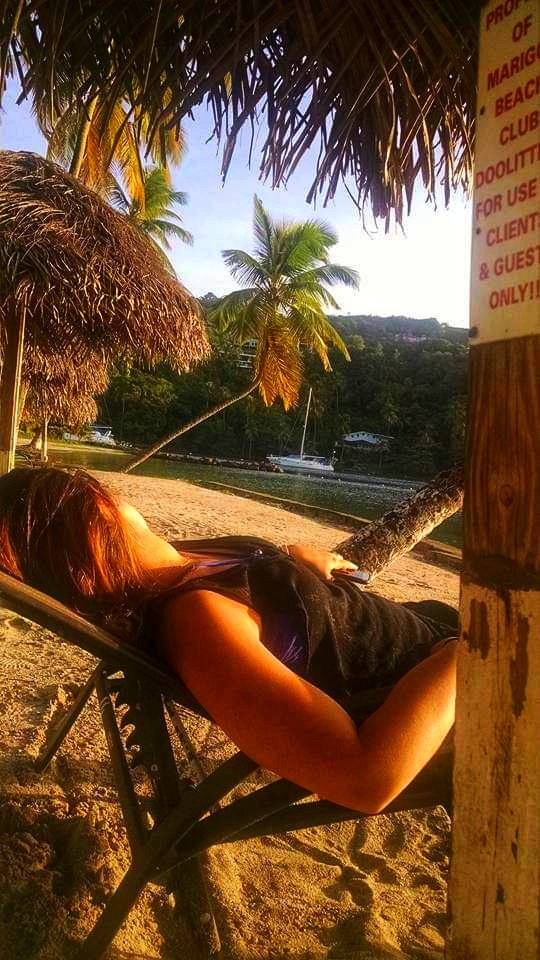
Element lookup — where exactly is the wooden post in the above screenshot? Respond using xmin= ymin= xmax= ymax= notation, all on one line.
xmin=447 ymin=1 xmax=539 ymax=957
xmin=0 ymin=298 xmax=26 ymax=475
xmin=40 ymin=416 xmax=49 ymax=462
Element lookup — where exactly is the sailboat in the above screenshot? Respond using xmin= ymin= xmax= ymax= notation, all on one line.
xmin=266 ymin=388 xmax=335 ymax=474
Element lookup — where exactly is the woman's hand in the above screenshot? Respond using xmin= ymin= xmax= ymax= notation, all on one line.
xmin=282 ymin=544 xmax=358 ymax=580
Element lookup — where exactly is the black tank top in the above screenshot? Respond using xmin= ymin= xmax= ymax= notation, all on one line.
xmin=145 ymin=535 xmax=457 ymax=701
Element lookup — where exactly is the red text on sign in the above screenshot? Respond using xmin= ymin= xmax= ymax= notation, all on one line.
xmin=487 ymin=42 xmax=540 ymax=89
xmin=475 ymin=141 xmax=540 ymax=186
xmin=489 ymin=279 xmax=540 ymax=308
xmin=476 ymin=194 xmax=503 ymax=219
xmin=486 ymin=0 xmax=531 ymax=31
xmin=493 ymin=244 xmax=540 ymax=275
xmin=487 ymin=210 xmax=540 ymax=245
xmin=500 ymin=108 xmax=539 ymax=144
xmin=507 ymin=177 xmax=538 ymax=205
xmin=495 ymin=74 xmax=540 ymax=115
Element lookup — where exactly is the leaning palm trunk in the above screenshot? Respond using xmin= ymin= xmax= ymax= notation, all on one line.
xmin=124 ymin=380 xmax=260 ymax=474
xmin=69 ymin=93 xmax=99 ymax=179
xmin=334 ymin=464 xmax=464 ymax=579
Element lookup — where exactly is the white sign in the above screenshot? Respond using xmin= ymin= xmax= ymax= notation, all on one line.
xmin=471 ymin=0 xmax=540 ymax=343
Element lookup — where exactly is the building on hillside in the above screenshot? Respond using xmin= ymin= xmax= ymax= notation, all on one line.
xmin=342 ymin=430 xmax=393 ymax=448
xmin=238 ymin=339 xmax=258 ymax=369
xmin=338 ymin=430 xmax=394 ymax=469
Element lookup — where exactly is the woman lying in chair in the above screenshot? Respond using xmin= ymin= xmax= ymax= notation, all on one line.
xmin=0 ymin=466 xmax=458 ymax=815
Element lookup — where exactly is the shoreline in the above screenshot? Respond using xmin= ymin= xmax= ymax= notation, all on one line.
xmin=32 ymin=439 xmax=432 ymax=489
xmin=198 ymin=478 xmax=462 ymax=574
xmin=0 ymin=471 xmax=458 ymax=959
xmin=18 ymin=441 xmax=462 ymax=556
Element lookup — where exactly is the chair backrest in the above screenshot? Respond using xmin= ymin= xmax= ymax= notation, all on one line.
xmin=0 ymin=569 xmax=190 ymax=701
xmin=0 ymin=569 xmax=390 ymax=723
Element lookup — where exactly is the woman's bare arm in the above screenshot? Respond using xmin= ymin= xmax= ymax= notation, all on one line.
xmin=159 ymin=590 xmax=456 ymax=814
xmin=284 ymin=543 xmax=358 ymax=579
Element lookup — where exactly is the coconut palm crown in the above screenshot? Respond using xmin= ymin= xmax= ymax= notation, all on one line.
xmin=110 ymin=166 xmax=193 ymax=273
xmin=209 ymin=196 xmax=359 ymax=409
xmin=39 ymin=70 xmax=186 ymax=211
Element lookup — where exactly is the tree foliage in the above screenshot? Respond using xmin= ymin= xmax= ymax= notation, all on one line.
xmin=99 ymin=317 xmax=468 ymax=479
xmin=121 ymin=197 xmax=359 ymax=472
xmin=209 ymin=196 xmax=359 ymax=409
xmin=110 ymin=166 xmax=193 ymax=272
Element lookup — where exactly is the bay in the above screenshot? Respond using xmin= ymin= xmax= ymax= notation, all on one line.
xmin=48 ymin=445 xmax=462 ymax=548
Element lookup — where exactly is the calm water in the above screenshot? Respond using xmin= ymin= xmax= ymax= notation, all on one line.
xmin=48 ymin=445 xmax=462 ymax=547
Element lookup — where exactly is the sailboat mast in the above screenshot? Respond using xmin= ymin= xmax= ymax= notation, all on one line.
xmin=299 ymin=387 xmax=312 ymax=460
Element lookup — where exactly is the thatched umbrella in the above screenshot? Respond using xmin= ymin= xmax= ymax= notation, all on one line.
xmin=1 ymin=1 xmax=480 ymax=224
xmin=0 ymin=150 xmax=209 ymax=471
xmin=21 ymin=354 xmax=110 ymax=460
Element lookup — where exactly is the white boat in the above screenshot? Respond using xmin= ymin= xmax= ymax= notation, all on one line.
xmin=267 ymin=453 xmax=335 ymax=474
xmin=267 ymin=389 xmax=335 ymax=474
xmin=88 ymin=424 xmax=117 ymax=447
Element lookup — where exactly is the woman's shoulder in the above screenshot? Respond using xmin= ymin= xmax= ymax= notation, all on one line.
xmin=157 ymin=582 xmax=262 ymax=665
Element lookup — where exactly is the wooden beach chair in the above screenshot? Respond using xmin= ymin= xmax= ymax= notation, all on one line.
xmin=0 ymin=570 xmax=453 ymax=960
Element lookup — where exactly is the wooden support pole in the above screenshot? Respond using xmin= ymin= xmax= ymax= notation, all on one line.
xmin=447 ymin=2 xmax=539 ymax=955
xmin=40 ymin=415 xmax=49 ymax=462
xmin=448 ymin=337 xmax=539 ymax=959
xmin=0 ymin=299 xmax=26 ymax=475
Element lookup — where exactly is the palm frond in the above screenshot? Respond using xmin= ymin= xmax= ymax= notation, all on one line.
xmin=45 ymin=108 xmax=80 ymax=168
xmin=255 ymin=333 xmax=303 ymax=409
xmin=221 ymin=249 xmax=268 ymax=287
xmin=105 ymin=101 xmax=146 ymax=210
xmin=290 ymin=264 xmax=361 ymax=290
xmin=208 ymin=288 xmax=262 ymax=339
xmin=143 ymin=218 xmax=194 ymax=246
xmin=1 ymin=0 xmax=478 ymax=224
xmin=252 ymin=194 xmax=274 ymax=263
xmin=287 ymin=305 xmax=350 ymax=361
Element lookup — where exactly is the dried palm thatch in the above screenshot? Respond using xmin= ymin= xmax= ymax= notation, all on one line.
xmin=0 ymin=150 xmax=209 ymax=469
xmin=1 ymin=1 xmax=480 ymax=223
xmin=22 ymin=354 xmax=109 ymax=430
xmin=0 ymin=151 xmax=208 ymax=365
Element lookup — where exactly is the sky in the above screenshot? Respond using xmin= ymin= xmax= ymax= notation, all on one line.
xmin=1 ymin=83 xmax=472 ymax=328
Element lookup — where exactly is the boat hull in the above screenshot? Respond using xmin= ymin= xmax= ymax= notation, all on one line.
xmin=266 ymin=456 xmax=334 ymax=475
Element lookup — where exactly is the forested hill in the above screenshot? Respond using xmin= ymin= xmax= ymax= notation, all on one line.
xmin=95 ymin=312 xmax=468 ymax=481
xmin=330 ymin=314 xmax=468 ymax=344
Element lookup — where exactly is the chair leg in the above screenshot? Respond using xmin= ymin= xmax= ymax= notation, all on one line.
xmin=168 ymin=853 xmax=221 ymax=955
xmin=77 ymin=752 xmax=258 ymax=959
xmin=165 ymin=698 xmax=209 ymax=782
xmin=75 ymin=858 xmax=149 ymax=960
xmin=34 ymin=667 xmax=99 ymax=773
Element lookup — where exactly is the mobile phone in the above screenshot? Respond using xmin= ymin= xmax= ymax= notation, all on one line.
xmin=336 ymin=569 xmax=371 ymax=584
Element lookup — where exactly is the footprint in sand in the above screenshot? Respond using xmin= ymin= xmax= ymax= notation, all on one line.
xmin=381 ymin=818 xmax=408 ymax=856
xmin=410 ymin=870 xmax=445 ymax=892
xmin=421 ymin=832 xmax=450 ymax=865
xmin=324 ymin=874 xmax=375 ymax=908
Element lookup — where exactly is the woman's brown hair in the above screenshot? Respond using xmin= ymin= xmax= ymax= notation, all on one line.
xmin=0 ymin=467 xmax=151 ymax=618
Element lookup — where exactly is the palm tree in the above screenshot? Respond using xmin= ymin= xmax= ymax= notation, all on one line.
xmin=40 ymin=79 xmax=185 ymax=211
xmin=334 ymin=463 xmax=464 ymax=577
xmin=124 ymin=196 xmax=359 ymax=472
xmin=211 ymin=196 xmax=359 ymax=408
xmin=110 ymin=166 xmax=193 ymax=271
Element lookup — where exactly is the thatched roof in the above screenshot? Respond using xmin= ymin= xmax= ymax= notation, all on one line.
xmin=0 ymin=151 xmax=209 ymax=368
xmin=21 ymin=353 xmax=109 ymax=429
xmin=1 ymin=2 xmax=480 ymax=223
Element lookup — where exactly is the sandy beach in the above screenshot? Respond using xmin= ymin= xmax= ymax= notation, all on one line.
xmin=0 ymin=471 xmax=459 ymax=960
